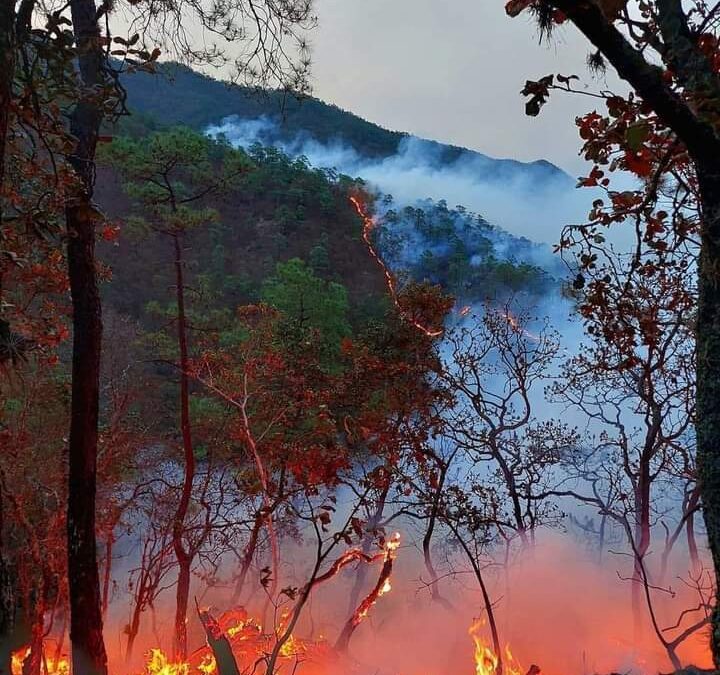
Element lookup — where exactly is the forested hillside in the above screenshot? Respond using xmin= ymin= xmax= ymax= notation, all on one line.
xmin=2 ymin=2 xmax=717 ymax=675
xmin=97 ymin=64 xmax=563 ymax=329
xmin=95 ymin=141 xmax=389 ymax=325
xmin=120 ymin=63 xmax=568 ymax=184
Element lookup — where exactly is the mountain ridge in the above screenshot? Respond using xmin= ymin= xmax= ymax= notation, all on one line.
xmin=121 ymin=62 xmax=571 ymax=186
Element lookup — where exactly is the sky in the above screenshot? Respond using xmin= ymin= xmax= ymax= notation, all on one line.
xmin=308 ymin=0 xmax=623 ymax=175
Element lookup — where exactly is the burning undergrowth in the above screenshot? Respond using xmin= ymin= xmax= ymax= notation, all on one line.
xmin=11 ymin=534 xmax=713 ymax=675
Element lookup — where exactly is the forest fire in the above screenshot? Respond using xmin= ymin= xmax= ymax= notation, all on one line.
xmin=7 ymin=527 xmax=539 ymax=675
xmin=502 ymin=310 xmax=540 ymax=342
xmin=11 ymin=646 xmax=69 ymax=675
xmin=4 ymin=0 xmax=720 ymax=675
xmin=349 ymin=195 xmax=444 ymax=337
xmin=469 ymin=621 xmax=528 ymax=675
xmin=11 ymin=614 xmax=519 ymax=675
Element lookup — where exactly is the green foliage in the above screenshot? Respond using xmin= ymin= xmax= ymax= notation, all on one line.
xmin=189 ymin=395 xmax=228 ymax=423
xmin=309 ymin=234 xmax=331 ymax=278
xmin=99 ymin=128 xmax=386 ymax=335
xmin=100 ymin=127 xmax=249 ymax=231
xmin=235 ymin=145 xmax=338 ymax=232
xmin=261 ymin=258 xmax=351 ymax=367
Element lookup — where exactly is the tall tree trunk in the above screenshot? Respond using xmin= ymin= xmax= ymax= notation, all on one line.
xmin=173 ymin=561 xmax=191 ymax=661
xmin=65 ymin=201 xmax=106 ymax=675
xmin=631 ymin=472 xmax=652 ymax=638
xmin=422 ymin=464 xmax=453 ymax=610
xmin=0 ymin=1 xmax=14 ymax=217
xmin=539 ymin=0 xmax=720 ymax=660
xmin=695 ymin=158 xmax=720 ymax=663
xmin=171 ymin=231 xmax=195 ymax=661
xmin=0 ymin=9 xmax=16 ymax=670
xmin=65 ymin=0 xmax=108 ymax=673
xmin=687 ymin=510 xmax=700 ymax=573
xmin=0 ymin=491 xmax=15 ymax=675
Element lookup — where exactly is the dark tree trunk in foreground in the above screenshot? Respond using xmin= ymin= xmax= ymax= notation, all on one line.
xmin=695 ymin=159 xmax=720 ymax=659
xmin=0 ymin=492 xmax=15 ymax=675
xmin=0 ymin=7 xmax=15 ymax=659
xmin=197 ymin=608 xmax=240 ymax=675
xmin=65 ymin=0 xmax=108 ymax=672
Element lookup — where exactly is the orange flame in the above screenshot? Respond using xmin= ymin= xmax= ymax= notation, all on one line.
xmin=11 ymin=645 xmax=69 ymax=675
xmin=11 ymin=646 xmax=31 ymax=675
xmin=349 ymin=196 xmax=443 ymax=338
xmin=503 ymin=310 xmax=540 ymax=342
xmin=143 ymin=649 xmax=191 ymax=675
xmin=458 ymin=305 xmax=472 ymax=317
xmin=469 ymin=620 xmax=529 ymax=675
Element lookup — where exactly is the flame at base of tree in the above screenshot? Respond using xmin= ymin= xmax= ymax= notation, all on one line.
xmin=141 ymin=612 xmax=529 ymax=675
xmin=469 ymin=620 xmax=532 ymax=675
xmin=134 ymin=610 xmax=527 ymax=675
xmin=11 ymin=645 xmax=69 ymax=675
xmin=139 ymin=607 xmax=328 ymax=675
xmin=10 ymin=582 xmax=537 ymax=675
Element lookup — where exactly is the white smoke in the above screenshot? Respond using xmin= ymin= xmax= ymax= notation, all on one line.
xmin=206 ymin=115 xmax=593 ymax=247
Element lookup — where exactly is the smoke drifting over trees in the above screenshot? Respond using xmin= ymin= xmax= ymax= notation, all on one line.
xmin=0 ymin=2 xmax=718 ymax=675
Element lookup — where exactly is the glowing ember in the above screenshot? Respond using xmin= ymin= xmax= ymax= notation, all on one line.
xmin=385 ymin=531 xmax=401 ymax=556
xmin=50 ymin=656 xmax=70 ymax=675
xmin=278 ymin=634 xmax=306 ymax=658
xmin=349 ymin=196 xmax=443 ymax=337
xmin=458 ymin=305 xmax=472 ymax=317
xmin=334 ymin=532 xmax=403 ymax=652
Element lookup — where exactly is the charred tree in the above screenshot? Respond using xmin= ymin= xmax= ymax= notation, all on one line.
xmin=335 ymin=534 xmax=399 ymax=654
xmin=346 ymin=480 xmax=390 ymax=614
xmin=196 ymin=606 xmax=240 ymax=675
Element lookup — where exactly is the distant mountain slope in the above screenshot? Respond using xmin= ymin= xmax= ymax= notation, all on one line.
xmin=121 ymin=63 xmax=570 ymax=186
xmin=113 ymin=63 xmax=573 ymax=309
